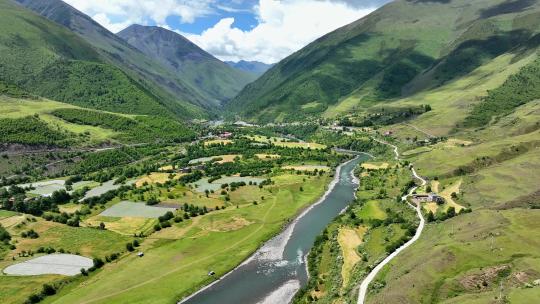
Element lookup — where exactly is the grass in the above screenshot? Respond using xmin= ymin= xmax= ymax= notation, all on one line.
xmin=369 ymin=209 xmax=540 ymax=303
xmin=358 ymin=201 xmax=387 ymax=221
xmin=43 ymin=173 xmax=331 ymax=304
xmin=3 ymin=218 xmax=129 ymax=258
xmin=0 ymin=96 xmax=118 ymax=144
xmin=99 ymin=201 xmax=176 ymax=218
xmin=85 ymin=216 xmax=156 ymax=236
xmin=282 ymin=165 xmax=330 ymax=172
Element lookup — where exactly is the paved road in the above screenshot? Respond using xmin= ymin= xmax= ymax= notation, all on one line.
xmin=357 ymin=139 xmax=426 ymax=304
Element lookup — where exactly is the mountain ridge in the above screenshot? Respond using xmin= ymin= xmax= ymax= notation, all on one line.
xmin=118 ymin=24 xmax=256 ymax=107
xmin=14 ymin=0 xmax=214 ymax=117
xmin=228 ymin=0 xmax=540 ymax=122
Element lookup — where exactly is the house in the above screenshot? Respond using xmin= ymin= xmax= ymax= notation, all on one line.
xmin=208 ymin=270 xmax=215 ymax=276
xmin=137 ymin=252 xmax=144 ymax=257
xmin=219 ymin=132 xmax=233 ymax=139
xmin=180 ymin=167 xmax=192 ymax=174
xmin=412 ymin=193 xmax=445 ymax=204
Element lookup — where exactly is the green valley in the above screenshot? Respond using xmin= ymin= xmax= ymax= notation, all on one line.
xmin=2 ymin=0 xmax=540 ymax=304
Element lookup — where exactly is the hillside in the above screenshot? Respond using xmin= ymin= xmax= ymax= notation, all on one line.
xmin=0 ymin=0 xmax=179 ymax=118
xmin=118 ymin=25 xmax=256 ymax=106
xmin=228 ymin=0 xmax=540 ymax=122
xmin=14 ymin=0 xmax=211 ymax=117
xmin=225 ymin=60 xmax=273 ymax=76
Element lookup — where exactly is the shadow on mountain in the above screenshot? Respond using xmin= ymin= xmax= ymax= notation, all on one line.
xmin=480 ymin=0 xmax=536 ymax=19
xmin=431 ymin=29 xmax=537 ymax=86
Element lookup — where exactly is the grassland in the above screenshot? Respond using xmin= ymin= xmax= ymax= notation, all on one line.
xmin=360 ymin=56 xmax=540 ymax=303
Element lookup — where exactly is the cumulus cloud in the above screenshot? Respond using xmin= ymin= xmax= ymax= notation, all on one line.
xmin=64 ymin=0 xmax=214 ymax=28
xmin=64 ymin=0 xmax=382 ymax=63
xmin=183 ymin=0 xmax=377 ymax=63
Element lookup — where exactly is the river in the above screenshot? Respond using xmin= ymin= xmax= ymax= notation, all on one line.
xmin=181 ymin=155 xmax=368 ymax=304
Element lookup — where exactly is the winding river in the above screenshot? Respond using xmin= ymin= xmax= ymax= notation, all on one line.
xmin=181 ymin=155 xmax=368 ymax=304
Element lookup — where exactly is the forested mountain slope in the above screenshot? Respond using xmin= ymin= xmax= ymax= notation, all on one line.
xmin=118 ymin=25 xmax=256 ymax=106
xmin=228 ymin=0 xmax=540 ymax=122
xmin=14 ymin=0 xmax=212 ymax=117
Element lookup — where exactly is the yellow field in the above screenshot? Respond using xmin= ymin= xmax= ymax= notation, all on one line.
xmin=361 ymin=162 xmax=389 ymax=170
xmin=338 ymin=226 xmax=366 ymax=288
xmin=58 ymin=203 xmax=83 ymax=214
xmin=215 ymin=154 xmax=242 ymax=164
xmin=282 ymin=165 xmax=330 ymax=172
xmin=431 ymin=180 xmax=440 ymax=193
xmin=443 ymin=138 xmax=473 ymax=148
xmin=255 ymin=153 xmax=281 ymax=160
xmin=204 ymin=139 xmax=233 ymax=146
xmin=440 ymin=179 xmax=465 ymax=212
xmin=246 ymin=135 xmax=326 ymax=149
xmin=423 ymin=202 xmax=439 ymax=213
xmin=136 ymin=172 xmax=183 ymax=187
xmin=158 ymin=165 xmax=174 ymax=171
xmin=0 ymin=215 xmax=27 ymax=229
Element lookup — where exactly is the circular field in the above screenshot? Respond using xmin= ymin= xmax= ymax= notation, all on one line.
xmin=3 ymin=254 xmax=93 ymax=276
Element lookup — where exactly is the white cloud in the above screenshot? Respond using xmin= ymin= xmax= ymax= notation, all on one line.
xmin=64 ymin=0 xmax=378 ymax=64
xmin=183 ymin=0 xmax=376 ymax=63
xmin=92 ymin=13 xmax=133 ymax=33
xmin=64 ymin=0 xmax=214 ymax=30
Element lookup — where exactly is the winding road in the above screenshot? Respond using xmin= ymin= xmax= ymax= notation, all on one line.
xmin=357 ymin=138 xmax=426 ymax=304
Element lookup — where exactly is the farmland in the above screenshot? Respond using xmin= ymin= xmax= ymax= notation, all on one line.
xmin=0 ymin=130 xmax=349 ymax=304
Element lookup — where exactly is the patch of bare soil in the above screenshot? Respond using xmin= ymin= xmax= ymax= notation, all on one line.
xmin=459 ymin=265 xmax=509 ymax=290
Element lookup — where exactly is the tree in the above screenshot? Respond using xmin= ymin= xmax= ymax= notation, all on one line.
xmin=93 ymin=258 xmax=104 ymax=269
xmin=126 ymin=242 xmax=134 ymax=252
xmin=446 ymin=207 xmax=456 ymax=218
xmin=133 ymin=239 xmax=140 ymax=247
xmin=41 ymin=284 xmax=56 ymax=296
xmin=427 ymin=211 xmax=435 ymax=222
xmin=99 ymin=222 xmax=106 ymax=230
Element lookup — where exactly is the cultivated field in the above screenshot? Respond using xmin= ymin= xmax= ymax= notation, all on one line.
xmin=99 ymin=201 xmax=176 ymax=218
xmin=3 ymin=254 xmax=93 ymax=276
xmin=40 ymin=174 xmax=332 ymax=304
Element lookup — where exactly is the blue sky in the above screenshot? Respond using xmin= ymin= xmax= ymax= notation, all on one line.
xmin=64 ymin=0 xmax=390 ymax=63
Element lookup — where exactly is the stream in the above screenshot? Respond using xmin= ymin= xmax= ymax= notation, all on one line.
xmin=181 ymin=155 xmax=368 ymax=304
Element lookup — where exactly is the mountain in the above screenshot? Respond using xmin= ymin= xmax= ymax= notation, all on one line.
xmin=0 ymin=0 xmax=177 ymax=117
xmin=118 ymin=25 xmax=256 ymax=106
xmin=225 ymin=60 xmax=273 ymax=76
xmin=228 ymin=0 xmax=540 ymax=122
xmin=14 ymin=0 xmax=212 ymax=117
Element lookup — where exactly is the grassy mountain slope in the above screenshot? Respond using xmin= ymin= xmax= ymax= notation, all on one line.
xmin=228 ymin=0 xmax=540 ymax=122
xmin=118 ymin=25 xmax=257 ymax=106
xmin=0 ymin=0 xmax=178 ymax=118
xmin=0 ymin=95 xmax=195 ymax=147
xmin=14 ymin=0 xmax=211 ymax=117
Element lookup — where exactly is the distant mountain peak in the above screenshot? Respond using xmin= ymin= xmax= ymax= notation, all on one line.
xmin=118 ymin=24 xmax=257 ymax=105
xmin=225 ymin=60 xmax=274 ymax=76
